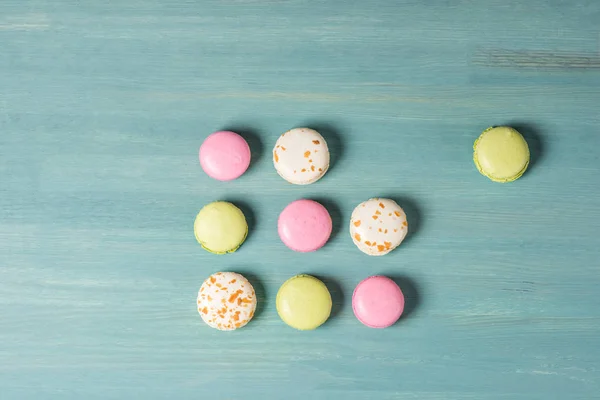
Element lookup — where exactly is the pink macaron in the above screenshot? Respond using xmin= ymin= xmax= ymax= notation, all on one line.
xmin=278 ymin=199 xmax=332 ymax=252
xmin=352 ymin=276 xmax=404 ymax=328
xmin=199 ymin=131 xmax=251 ymax=181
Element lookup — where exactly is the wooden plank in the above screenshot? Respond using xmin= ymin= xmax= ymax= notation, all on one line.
xmin=1 ymin=0 xmax=599 ymax=398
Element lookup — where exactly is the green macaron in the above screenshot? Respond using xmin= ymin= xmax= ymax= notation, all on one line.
xmin=194 ymin=201 xmax=248 ymax=254
xmin=473 ymin=126 xmax=530 ymax=183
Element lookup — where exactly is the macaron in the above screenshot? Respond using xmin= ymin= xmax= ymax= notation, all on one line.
xmin=278 ymin=199 xmax=332 ymax=252
xmin=350 ymin=198 xmax=408 ymax=256
xmin=352 ymin=275 xmax=404 ymax=328
xmin=273 ymin=128 xmax=329 ymax=185
xmin=194 ymin=201 xmax=248 ymax=254
xmin=473 ymin=126 xmax=530 ymax=183
xmin=197 ymin=272 xmax=257 ymax=331
xmin=276 ymin=274 xmax=332 ymax=330
xmin=200 ymin=131 xmax=251 ymax=181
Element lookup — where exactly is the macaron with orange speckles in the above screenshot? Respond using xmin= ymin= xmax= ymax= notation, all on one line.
xmin=197 ymin=272 xmax=257 ymax=331
xmin=273 ymin=128 xmax=329 ymax=185
xmin=350 ymin=198 xmax=408 ymax=256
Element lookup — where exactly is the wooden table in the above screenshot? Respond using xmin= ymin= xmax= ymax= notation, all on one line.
xmin=2 ymin=1 xmax=599 ymax=399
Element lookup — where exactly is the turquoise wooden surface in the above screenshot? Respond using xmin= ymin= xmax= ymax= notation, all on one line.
xmin=2 ymin=0 xmax=600 ymax=398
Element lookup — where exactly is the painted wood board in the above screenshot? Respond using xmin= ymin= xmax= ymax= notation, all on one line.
xmin=1 ymin=1 xmax=600 ymax=399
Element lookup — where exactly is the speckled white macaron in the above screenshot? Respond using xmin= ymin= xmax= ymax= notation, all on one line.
xmin=273 ymin=128 xmax=329 ymax=185
xmin=197 ymin=272 xmax=257 ymax=331
xmin=350 ymin=198 xmax=408 ymax=256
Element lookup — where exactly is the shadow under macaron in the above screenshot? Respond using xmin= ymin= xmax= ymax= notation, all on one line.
xmin=221 ymin=199 xmax=257 ymax=247
xmin=380 ymin=195 xmax=422 ymax=246
xmin=298 ymin=121 xmax=346 ymax=176
xmin=507 ymin=122 xmax=546 ymax=175
xmin=221 ymin=126 xmax=265 ymax=175
xmin=310 ymin=274 xmax=345 ymax=324
xmin=310 ymin=197 xmax=343 ymax=246
xmin=233 ymin=270 xmax=267 ymax=322
xmin=382 ymin=274 xmax=421 ymax=323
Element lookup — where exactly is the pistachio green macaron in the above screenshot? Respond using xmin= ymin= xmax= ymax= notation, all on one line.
xmin=194 ymin=201 xmax=248 ymax=254
xmin=473 ymin=126 xmax=530 ymax=183
xmin=276 ymin=274 xmax=332 ymax=330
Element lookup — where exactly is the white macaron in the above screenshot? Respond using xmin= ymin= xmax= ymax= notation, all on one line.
xmin=197 ymin=272 xmax=257 ymax=331
xmin=350 ymin=198 xmax=408 ymax=256
xmin=273 ymin=128 xmax=329 ymax=185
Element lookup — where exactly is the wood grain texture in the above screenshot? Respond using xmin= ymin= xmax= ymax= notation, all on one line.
xmin=1 ymin=0 xmax=600 ymax=399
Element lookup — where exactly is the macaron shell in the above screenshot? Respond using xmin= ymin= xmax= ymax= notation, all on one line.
xmin=200 ymin=131 xmax=251 ymax=181
xmin=194 ymin=202 xmax=248 ymax=254
xmin=273 ymin=128 xmax=329 ymax=185
xmin=278 ymin=199 xmax=332 ymax=252
xmin=197 ymin=272 xmax=257 ymax=331
xmin=352 ymin=275 xmax=404 ymax=328
xmin=276 ymin=275 xmax=332 ymax=330
xmin=350 ymin=198 xmax=408 ymax=256
xmin=473 ymin=126 xmax=530 ymax=183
